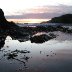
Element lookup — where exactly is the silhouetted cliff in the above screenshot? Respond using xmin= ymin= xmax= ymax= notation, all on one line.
xmin=0 ymin=9 xmax=20 ymax=29
xmin=41 ymin=14 xmax=72 ymax=24
xmin=49 ymin=14 xmax=72 ymax=23
xmin=0 ymin=8 xmax=28 ymax=39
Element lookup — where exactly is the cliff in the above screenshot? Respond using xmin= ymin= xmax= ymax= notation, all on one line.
xmin=0 ymin=9 xmax=19 ymax=29
xmin=49 ymin=14 xmax=72 ymax=23
xmin=41 ymin=14 xmax=72 ymax=24
xmin=0 ymin=8 xmax=28 ymax=38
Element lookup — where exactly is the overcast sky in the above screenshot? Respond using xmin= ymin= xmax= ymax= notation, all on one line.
xmin=0 ymin=0 xmax=72 ymax=19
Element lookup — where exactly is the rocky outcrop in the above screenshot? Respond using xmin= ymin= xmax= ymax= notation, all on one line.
xmin=0 ymin=8 xmax=29 ymax=39
xmin=48 ymin=14 xmax=72 ymax=23
xmin=41 ymin=14 xmax=72 ymax=24
xmin=30 ymin=33 xmax=56 ymax=43
xmin=0 ymin=36 xmax=6 ymax=49
xmin=0 ymin=9 xmax=6 ymax=21
xmin=0 ymin=9 xmax=19 ymax=28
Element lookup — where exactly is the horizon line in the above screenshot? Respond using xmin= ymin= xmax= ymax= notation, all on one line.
xmin=7 ymin=19 xmax=50 ymax=23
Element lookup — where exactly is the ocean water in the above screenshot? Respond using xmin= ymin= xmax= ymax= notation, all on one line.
xmin=0 ymin=31 xmax=72 ymax=72
xmin=17 ymin=23 xmax=72 ymax=28
xmin=16 ymin=23 xmax=61 ymax=27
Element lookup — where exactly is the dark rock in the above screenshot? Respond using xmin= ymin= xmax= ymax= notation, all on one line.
xmin=0 ymin=9 xmax=6 ymax=22
xmin=46 ymin=55 xmax=49 ymax=57
xmin=49 ymin=33 xmax=56 ymax=38
xmin=48 ymin=14 xmax=72 ymax=24
xmin=0 ymin=36 xmax=6 ymax=49
xmin=0 ymin=9 xmax=17 ymax=28
xmin=7 ymin=53 xmax=18 ymax=59
xmin=41 ymin=14 xmax=72 ymax=24
xmin=30 ymin=34 xmax=49 ymax=43
xmin=0 ymin=8 xmax=29 ymax=40
xmin=12 ymin=49 xmax=30 ymax=54
xmin=22 ymin=56 xmax=30 ymax=61
xmin=30 ymin=33 xmax=56 ymax=43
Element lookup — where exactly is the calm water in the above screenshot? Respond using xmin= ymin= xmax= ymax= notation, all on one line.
xmin=0 ymin=32 xmax=72 ymax=72
xmin=17 ymin=23 xmax=72 ymax=28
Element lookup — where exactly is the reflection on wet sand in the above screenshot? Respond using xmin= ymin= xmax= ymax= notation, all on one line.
xmin=0 ymin=33 xmax=72 ymax=72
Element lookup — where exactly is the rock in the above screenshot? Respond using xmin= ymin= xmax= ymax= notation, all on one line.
xmin=30 ymin=33 xmax=55 ymax=43
xmin=7 ymin=53 xmax=18 ymax=59
xmin=49 ymin=33 xmax=56 ymax=38
xmin=12 ymin=49 xmax=30 ymax=54
xmin=0 ymin=36 xmax=6 ymax=49
xmin=0 ymin=9 xmax=17 ymax=28
xmin=46 ymin=55 xmax=49 ymax=57
xmin=48 ymin=14 xmax=72 ymax=24
xmin=0 ymin=9 xmax=6 ymax=22
xmin=0 ymin=8 xmax=29 ymax=40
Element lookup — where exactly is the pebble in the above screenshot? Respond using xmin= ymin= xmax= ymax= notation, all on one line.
xmin=46 ymin=55 xmax=49 ymax=57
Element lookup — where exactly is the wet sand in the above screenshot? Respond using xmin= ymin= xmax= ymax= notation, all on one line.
xmin=0 ymin=32 xmax=72 ymax=72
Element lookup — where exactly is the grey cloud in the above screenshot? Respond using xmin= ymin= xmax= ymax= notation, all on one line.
xmin=5 ymin=5 xmax=72 ymax=19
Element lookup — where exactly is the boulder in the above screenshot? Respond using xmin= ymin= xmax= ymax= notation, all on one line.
xmin=0 ymin=36 xmax=6 ymax=49
xmin=30 ymin=33 xmax=56 ymax=43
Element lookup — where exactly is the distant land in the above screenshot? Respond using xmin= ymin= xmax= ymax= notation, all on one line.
xmin=41 ymin=14 xmax=72 ymax=24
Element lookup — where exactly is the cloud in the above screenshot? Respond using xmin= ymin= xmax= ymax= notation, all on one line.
xmin=5 ymin=5 xmax=72 ymax=19
xmin=5 ymin=13 xmax=61 ymax=19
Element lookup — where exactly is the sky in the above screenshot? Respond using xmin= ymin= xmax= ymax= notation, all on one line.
xmin=0 ymin=0 xmax=72 ymax=23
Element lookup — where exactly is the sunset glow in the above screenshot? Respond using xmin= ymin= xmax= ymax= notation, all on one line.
xmin=0 ymin=0 xmax=72 ymax=23
xmin=7 ymin=19 xmax=50 ymax=23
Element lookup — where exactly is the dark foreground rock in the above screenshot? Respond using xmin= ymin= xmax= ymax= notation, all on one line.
xmin=30 ymin=33 xmax=56 ymax=43
xmin=0 ymin=36 xmax=6 ymax=49
xmin=0 ymin=8 xmax=29 ymax=40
